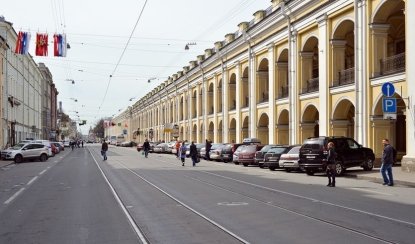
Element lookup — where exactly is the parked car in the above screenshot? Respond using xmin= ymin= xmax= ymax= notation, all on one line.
xmin=299 ymin=136 xmax=375 ymax=176
xmin=185 ymin=143 xmax=205 ymax=158
xmin=63 ymin=140 xmax=70 ymax=147
xmin=167 ymin=141 xmax=177 ymax=154
xmin=51 ymin=142 xmax=62 ymax=154
xmin=209 ymin=143 xmax=225 ymax=161
xmin=153 ymin=143 xmax=169 ymax=153
xmin=232 ymin=145 xmax=245 ymax=165
xmin=255 ymin=144 xmax=280 ymax=168
xmin=238 ymin=144 xmax=264 ymax=167
xmin=136 ymin=143 xmax=143 ymax=151
xmin=220 ymin=143 xmax=234 ymax=163
xmin=278 ymin=146 xmax=302 ymax=172
xmin=121 ymin=141 xmax=137 ymax=147
xmin=264 ymin=145 xmax=296 ymax=171
xmin=199 ymin=147 xmax=206 ymax=159
xmin=33 ymin=140 xmax=54 ymax=157
xmin=1 ymin=143 xmax=49 ymax=163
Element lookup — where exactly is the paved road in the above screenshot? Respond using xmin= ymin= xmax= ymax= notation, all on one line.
xmin=1 ymin=144 xmax=415 ymax=243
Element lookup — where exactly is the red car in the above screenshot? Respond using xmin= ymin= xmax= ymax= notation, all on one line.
xmin=136 ymin=143 xmax=143 ymax=152
xmin=238 ymin=144 xmax=264 ymax=167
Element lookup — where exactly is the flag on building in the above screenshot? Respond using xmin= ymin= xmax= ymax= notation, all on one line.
xmin=53 ymin=33 xmax=67 ymax=57
xmin=14 ymin=31 xmax=31 ymax=54
xmin=35 ymin=33 xmax=48 ymax=56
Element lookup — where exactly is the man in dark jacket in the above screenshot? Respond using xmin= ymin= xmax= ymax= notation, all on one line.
xmin=143 ymin=139 xmax=150 ymax=158
xmin=101 ymin=140 xmax=108 ymax=161
xmin=190 ymin=141 xmax=198 ymax=166
xmin=205 ymin=139 xmax=212 ymax=160
xmin=380 ymin=138 xmax=394 ymax=186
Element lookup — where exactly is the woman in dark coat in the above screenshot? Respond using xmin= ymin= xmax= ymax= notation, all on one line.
xmin=326 ymin=142 xmax=337 ymax=187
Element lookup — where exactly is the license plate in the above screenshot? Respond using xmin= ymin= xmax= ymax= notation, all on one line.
xmin=306 ymin=156 xmax=315 ymax=159
xmin=223 ymin=154 xmax=229 ymax=157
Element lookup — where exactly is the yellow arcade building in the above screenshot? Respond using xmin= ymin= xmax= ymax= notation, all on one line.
xmin=108 ymin=0 xmax=415 ymax=172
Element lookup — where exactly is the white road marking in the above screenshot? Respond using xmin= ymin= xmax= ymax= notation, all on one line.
xmin=27 ymin=176 xmax=38 ymax=186
xmin=4 ymin=187 xmax=25 ymax=205
xmin=39 ymin=169 xmax=47 ymax=175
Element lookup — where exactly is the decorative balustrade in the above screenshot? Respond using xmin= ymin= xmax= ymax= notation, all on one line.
xmin=278 ymin=86 xmax=289 ymax=99
xmin=301 ymin=77 xmax=319 ymax=94
xmin=380 ymin=52 xmax=405 ymax=76
xmin=332 ymin=67 xmax=355 ymax=87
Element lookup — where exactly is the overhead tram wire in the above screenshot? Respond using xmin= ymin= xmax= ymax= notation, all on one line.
xmin=97 ymin=0 xmax=149 ymax=116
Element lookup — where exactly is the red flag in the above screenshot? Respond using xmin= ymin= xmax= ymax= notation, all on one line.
xmin=14 ymin=32 xmax=23 ymax=54
xmin=35 ymin=33 xmax=48 ymax=56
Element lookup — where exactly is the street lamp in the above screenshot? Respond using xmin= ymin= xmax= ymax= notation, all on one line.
xmin=148 ymin=77 xmax=157 ymax=83
xmin=69 ymin=98 xmax=78 ymax=102
xmin=65 ymin=79 xmax=75 ymax=84
xmin=184 ymin=42 xmax=197 ymax=50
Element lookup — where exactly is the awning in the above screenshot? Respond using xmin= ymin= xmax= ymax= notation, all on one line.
xmin=164 ymin=123 xmax=174 ymax=133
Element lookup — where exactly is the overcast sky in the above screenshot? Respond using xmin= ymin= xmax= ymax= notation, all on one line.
xmin=2 ymin=0 xmax=271 ymax=134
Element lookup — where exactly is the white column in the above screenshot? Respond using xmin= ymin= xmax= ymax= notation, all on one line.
xmin=213 ymin=75 xmax=218 ymax=142
xmin=402 ymin=0 xmax=415 ymax=171
xmin=235 ymin=62 xmax=241 ymax=143
xmin=249 ymin=49 xmax=257 ymax=137
xmin=360 ymin=0 xmax=368 ymax=145
xmin=289 ymin=30 xmax=298 ymax=144
xmin=188 ymin=89 xmax=192 ymax=142
xmin=268 ymin=43 xmax=276 ymax=144
xmin=203 ymin=79 xmax=208 ymax=140
xmin=223 ymin=67 xmax=229 ymax=143
xmin=317 ymin=14 xmax=328 ymax=136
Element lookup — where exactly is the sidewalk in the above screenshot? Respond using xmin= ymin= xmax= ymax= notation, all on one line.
xmin=2 ymin=158 xmax=414 ymax=186
xmin=0 ymin=160 xmax=14 ymax=168
xmin=344 ymin=165 xmax=415 ymax=187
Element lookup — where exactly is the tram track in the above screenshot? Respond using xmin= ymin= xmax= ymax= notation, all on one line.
xmin=91 ymin=146 xmax=412 ymax=243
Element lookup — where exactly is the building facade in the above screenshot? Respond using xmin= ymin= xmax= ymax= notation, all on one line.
xmin=0 ymin=18 xmax=47 ymax=147
xmin=39 ymin=63 xmax=59 ymax=141
xmin=111 ymin=0 xmax=414 ymax=170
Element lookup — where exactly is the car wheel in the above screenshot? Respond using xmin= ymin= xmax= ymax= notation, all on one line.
xmin=234 ymin=162 xmax=239 ymax=165
xmin=269 ymin=166 xmax=276 ymax=171
xmin=243 ymin=163 xmax=248 ymax=167
xmin=306 ymin=169 xmax=314 ymax=176
xmin=40 ymin=154 xmax=48 ymax=162
xmin=335 ymin=162 xmax=345 ymax=176
xmin=259 ymin=165 xmax=264 ymax=168
xmin=285 ymin=168 xmax=292 ymax=172
xmin=14 ymin=155 xmax=23 ymax=164
xmin=363 ymin=158 xmax=374 ymax=171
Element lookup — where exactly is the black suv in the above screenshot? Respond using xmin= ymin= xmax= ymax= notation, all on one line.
xmin=299 ymin=136 xmax=375 ymax=176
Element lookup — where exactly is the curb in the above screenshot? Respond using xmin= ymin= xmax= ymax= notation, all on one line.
xmin=345 ymin=174 xmax=415 ymax=188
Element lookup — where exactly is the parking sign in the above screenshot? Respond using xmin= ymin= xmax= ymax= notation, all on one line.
xmin=382 ymin=98 xmax=397 ymax=113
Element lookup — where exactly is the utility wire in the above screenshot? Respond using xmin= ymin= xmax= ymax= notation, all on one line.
xmin=97 ymin=0 xmax=148 ymax=115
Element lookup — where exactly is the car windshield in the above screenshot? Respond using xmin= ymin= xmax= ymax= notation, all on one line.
xmin=268 ymin=147 xmax=288 ymax=154
xmin=287 ymin=146 xmax=300 ymax=154
xmin=241 ymin=145 xmax=257 ymax=153
xmin=11 ymin=143 xmax=25 ymax=150
xmin=211 ymin=144 xmax=223 ymax=150
xmin=260 ymin=145 xmax=275 ymax=152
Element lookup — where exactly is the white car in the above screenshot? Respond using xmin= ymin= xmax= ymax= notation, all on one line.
xmin=32 ymin=140 xmax=53 ymax=157
xmin=278 ymin=146 xmax=301 ymax=172
xmin=63 ymin=141 xmax=70 ymax=147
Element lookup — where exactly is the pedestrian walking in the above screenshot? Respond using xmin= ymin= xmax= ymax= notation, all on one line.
xmin=326 ymin=142 xmax=337 ymax=187
xmin=143 ymin=139 xmax=150 ymax=158
xmin=81 ymin=140 xmax=84 ymax=148
xmin=190 ymin=141 xmax=198 ymax=166
xmin=179 ymin=142 xmax=186 ymax=166
xmin=380 ymin=138 xmax=394 ymax=186
xmin=175 ymin=140 xmax=181 ymax=158
xmin=101 ymin=140 xmax=108 ymax=161
xmin=205 ymin=139 xmax=212 ymax=161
